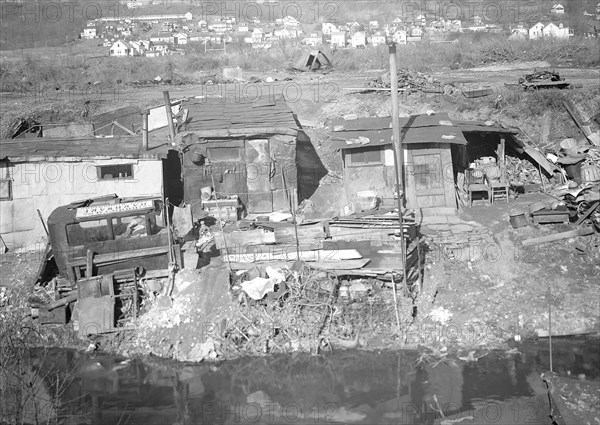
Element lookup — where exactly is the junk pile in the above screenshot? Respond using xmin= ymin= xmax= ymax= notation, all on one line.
xmin=367 ymin=69 xmax=444 ymax=93
xmin=223 ymin=260 xmax=414 ymax=356
xmin=516 ymin=69 xmax=571 ymax=90
xmin=505 ymin=155 xmax=543 ymax=185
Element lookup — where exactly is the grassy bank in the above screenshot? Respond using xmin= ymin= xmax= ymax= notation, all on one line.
xmin=0 ymin=36 xmax=598 ymax=93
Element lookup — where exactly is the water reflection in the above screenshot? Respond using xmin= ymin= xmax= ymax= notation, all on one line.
xmin=1 ymin=337 xmax=597 ymax=425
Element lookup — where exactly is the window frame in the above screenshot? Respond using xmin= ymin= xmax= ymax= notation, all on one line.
xmin=345 ymin=146 xmax=385 ymax=167
xmin=97 ymin=164 xmax=135 ymax=180
xmin=0 ymin=162 xmax=13 ymax=201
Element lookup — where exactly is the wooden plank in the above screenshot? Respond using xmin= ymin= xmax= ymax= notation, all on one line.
xmin=522 ymin=226 xmax=594 ymax=246
xmin=309 ymin=259 xmax=370 ymax=270
xmin=274 ymin=224 xmax=326 ymax=244
xmin=69 ymin=246 xmax=169 ymax=267
xmin=214 ymin=229 xmax=276 ymax=249
xmin=86 ymin=250 xmax=94 ymax=278
xmin=523 ymin=146 xmax=559 ymax=175
xmin=225 ymin=248 xmax=362 ymax=263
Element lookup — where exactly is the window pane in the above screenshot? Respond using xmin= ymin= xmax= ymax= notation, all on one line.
xmin=207 ymin=147 xmax=241 ymax=162
xmin=66 ymin=220 xmax=110 ymax=245
xmin=99 ymin=164 xmax=133 ymax=179
xmin=0 ymin=180 xmax=11 ymax=200
xmin=113 ymin=216 xmax=148 ymax=239
xmin=349 ymin=147 xmax=382 ymax=165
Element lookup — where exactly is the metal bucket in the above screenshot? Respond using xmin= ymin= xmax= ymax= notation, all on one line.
xmin=509 ymin=212 xmax=528 ymax=228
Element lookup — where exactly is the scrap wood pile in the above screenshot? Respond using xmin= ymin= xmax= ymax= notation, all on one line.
xmin=367 ymin=69 xmax=444 ymax=93
xmin=505 ymin=155 xmax=543 ymax=184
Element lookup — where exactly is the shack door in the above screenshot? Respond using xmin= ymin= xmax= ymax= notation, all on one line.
xmin=406 ymin=146 xmax=455 ymax=209
xmin=245 ymin=139 xmax=273 ymax=213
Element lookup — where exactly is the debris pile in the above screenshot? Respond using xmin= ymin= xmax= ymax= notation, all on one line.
xmin=516 ymin=69 xmax=571 ymax=90
xmin=221 ymin=261 xmax=412 ymax=356
xmin=505 ymin=155 xmax=543 ymax=185
xmin=367 ymin=69 xmax=443 ymax=93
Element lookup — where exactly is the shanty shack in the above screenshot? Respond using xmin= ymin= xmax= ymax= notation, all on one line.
xmin=173 ymin=98 xmax=301 ymax=218
xmin=331 ymin=113 xmax=467 ymax=212
xmin=0 ymin=136 xmax=171 ymax=250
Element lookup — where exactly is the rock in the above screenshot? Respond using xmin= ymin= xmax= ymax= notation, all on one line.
xmin=428 ymin=224 xmax=451 ymax=231
xmin=450 ymin=224 xmax=474 ymax=233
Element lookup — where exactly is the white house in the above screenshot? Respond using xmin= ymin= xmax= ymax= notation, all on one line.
xmin=128 ymin=40 xmax=146 ymax=55
xmin=283 ymin=16 xmax=300 ymax=27
xmin=109 ymin=40 xmax=136 ymax=56
xmin=302 ymin=31 xmax=324 ymax=47
xmin=251 ymin=28 xmax=264 ymax=43
xmin=393 ymin=30 xmax=408 ymax=44
xmin=184 ymin=12 xmax=193 ymax=21
xmin=82 ymin=26 xmax=97 ymax=39
xmin=369 ymin=20 xmax=379 ymax=29
xmin=173 ymin=32 xmax=188 ymax=45
xmin=126 ymin=1 xmax=143 ymax=8
xmin=370 ymin=31 xmax=387 ymax=46
xmin=330 ymin=31 xmax=346 ymax=47
xmin=551 ymin=4 xmax=565 ymax=14
xmin=351 ymin=31 xmax=366 ymax=48
xmin=542 ymin=22 xmax=573 ymax=38
xmin=322 ymin=22 xmax=337 ymax=35
xmin=0 ymin=137 xmax=167 ymax=250
xmin=529 ymin=22 xmax=545 ymax=38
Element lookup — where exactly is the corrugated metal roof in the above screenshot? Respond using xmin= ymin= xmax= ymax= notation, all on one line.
xmin=180 ymin=97 xmax=299 ymax=135
xmin=331 ymin=113 xmax=468 ymax=149
xmin=0 ymin=136 xmax=169 ymax=162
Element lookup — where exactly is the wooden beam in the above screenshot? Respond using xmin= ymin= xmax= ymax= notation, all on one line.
xmin=522 ymin=227 xmax=595 ymax=246
xmin=225 ymin=248 xmax=363 ymax=263
xmin=112 ymin=120 xmax=137 ymax=136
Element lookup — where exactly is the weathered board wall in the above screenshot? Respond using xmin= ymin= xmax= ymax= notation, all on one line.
xmin=0 ymin=159 xmax=163 ymax=250
xmin=342 ymin=143 xmax=457 ymax=211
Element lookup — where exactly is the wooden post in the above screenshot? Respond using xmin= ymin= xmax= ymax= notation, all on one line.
xmin=388 ymin=42 xmax=409 ymax=297
xmin=163 ymin=91 xmax=176 ymax=140
xmin=141 ymin=110 xmax=149 ymax=150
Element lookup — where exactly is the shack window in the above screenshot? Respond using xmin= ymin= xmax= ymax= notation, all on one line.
xmin=97 ymin=164 xmax=134 ymax=180
xmin=346 ymin=147 xmax=384 ymax=166
xmin=207 ymin=147 xmax=242 ymax=162
xmin=0 ymin=162 xmax=12 ymax=201
xmin=66 ymin=219 xmax=111 ymax=245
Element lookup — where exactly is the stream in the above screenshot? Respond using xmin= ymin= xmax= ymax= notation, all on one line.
xmin=1 ymin=336 xmax=598 ymax=424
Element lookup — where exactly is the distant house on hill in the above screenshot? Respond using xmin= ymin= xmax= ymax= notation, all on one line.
xmin=330 ymin=31 xmax=347 ymax=47
xmin=529 ymin=22 xmax=546 ymax=38
xmin=393 ymin=30 xmax=408 ymax=44
xmin=82 ymin=25 xmax=98 ymax=39
xmin=351 ymin=31 xmax=366 ymax=48
xmin=551 ymin=4 xmax=565 ymax=14
xmin=109 ymin=40 xmax=137 ymax=56
xmin=542 ymin=22 xmax=573 ymax=38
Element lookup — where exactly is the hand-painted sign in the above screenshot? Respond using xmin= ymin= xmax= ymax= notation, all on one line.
xmin=76 ymin=200 xmax=154 ymax=218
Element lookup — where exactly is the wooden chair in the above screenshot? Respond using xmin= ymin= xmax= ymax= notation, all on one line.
xmin=485 ymin=165 xmax=510 ymax=204
xmin=466 ymin=169 xmax=491 ymax=206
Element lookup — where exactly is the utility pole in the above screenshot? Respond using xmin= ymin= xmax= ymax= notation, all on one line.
xmin=388 ymin=41 xmax=409 ymax=297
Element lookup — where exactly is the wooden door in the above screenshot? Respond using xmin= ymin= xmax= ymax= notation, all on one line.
xmin=245 ymin=139 xmax=273 ymax=213
xmin=406 ymin=146 xmax=455 ymax=209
